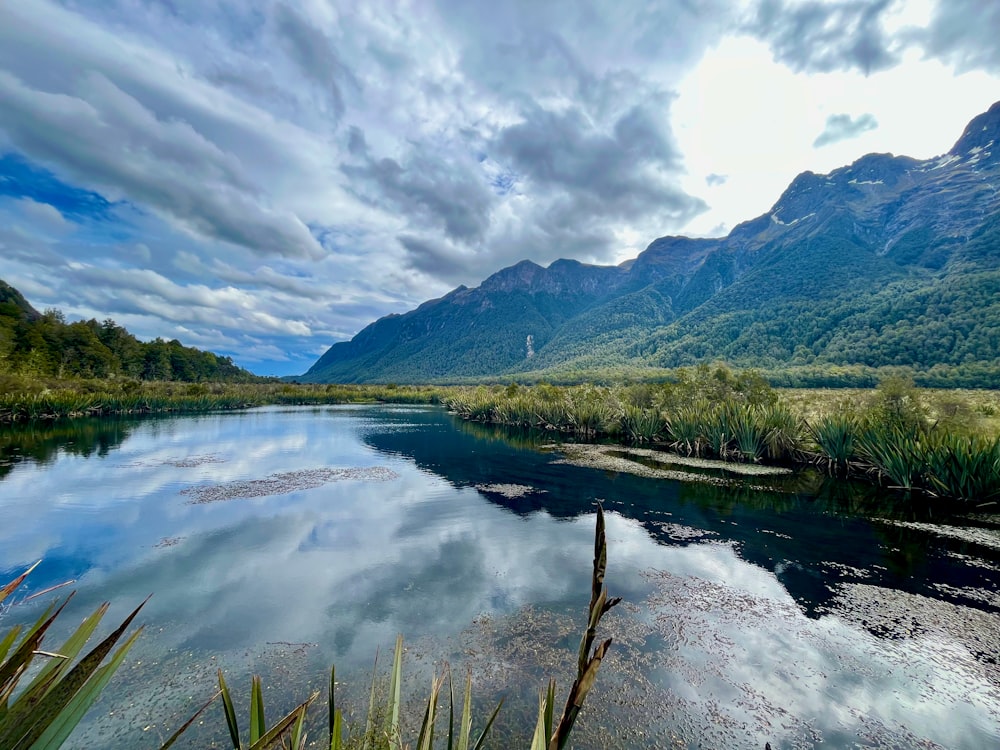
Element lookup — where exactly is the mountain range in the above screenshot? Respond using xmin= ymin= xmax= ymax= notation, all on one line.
xmin=309 ymin=102 xmax=1000 ymax=385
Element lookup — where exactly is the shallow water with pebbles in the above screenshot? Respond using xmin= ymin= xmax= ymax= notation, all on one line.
xmin=1 ymin=405 xmax=998 ymax=749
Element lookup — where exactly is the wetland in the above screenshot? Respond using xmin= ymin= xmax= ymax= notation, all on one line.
xmin=1 ymin=405 xmax=998 ymax=748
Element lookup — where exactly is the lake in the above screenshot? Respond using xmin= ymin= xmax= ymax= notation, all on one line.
xmin=1 ymin=405 xmax=998 ymax=748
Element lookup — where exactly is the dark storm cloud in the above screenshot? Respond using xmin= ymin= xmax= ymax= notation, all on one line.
xmin=912 ymin=0 xmax=1000 ymax=72
xmin=272 ymin=2 xmax=355 ymax=120
xmin=344 ymin=149 xmax=496 ymax=243
xmin=813 ymin=112 xmax=878 ymax=147
xmin=746 ymin=0 xmax=899 ymax=74
xmin=494 ymin=102 xmax=704 ymax=219
xmin=396 ymin=234 xmax=471 ymax=278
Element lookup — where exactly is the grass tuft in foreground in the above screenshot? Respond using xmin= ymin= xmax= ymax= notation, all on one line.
xmin=0 ymin=564 xmax=148 ymax=750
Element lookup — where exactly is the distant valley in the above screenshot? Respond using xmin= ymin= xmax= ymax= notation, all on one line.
xmin=303 ymin=101 xmax=1000 ymax=387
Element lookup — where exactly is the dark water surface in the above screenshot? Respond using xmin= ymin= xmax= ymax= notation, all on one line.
xmin=1 ymin=405 xmax=998 ymax=748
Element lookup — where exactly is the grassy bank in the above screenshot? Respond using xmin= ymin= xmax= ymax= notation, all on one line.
xmin=0 ymin=375 xmax=450 ymax=422
xmin=444 ymin=369 xmax=1000 ymax=507
xmin=4 ymin=369 xmax=1000 ymax=506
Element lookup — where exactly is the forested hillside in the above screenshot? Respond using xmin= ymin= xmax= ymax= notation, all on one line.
xmin=303 ymin=101 xmax=1000 ymax=386
xmin=0 ymin=280 xmax=260 ymax=382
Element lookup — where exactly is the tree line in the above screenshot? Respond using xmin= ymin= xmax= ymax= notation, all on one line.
xmin=0 ymin=299 xmax=260 ymax=382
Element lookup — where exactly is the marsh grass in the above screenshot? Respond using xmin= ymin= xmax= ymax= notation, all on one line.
xmin=808 ymin=416 xmax=858 ymax=476
xmin=0 ymin=378 xmax=448 ymax=423
xmin=447 ymin=372 xmax=1000 ymax=507
xmin=922 ymin=433 xmax=1000 ymax=504
xmin=856 ymin=425 xmax=928 ymax=493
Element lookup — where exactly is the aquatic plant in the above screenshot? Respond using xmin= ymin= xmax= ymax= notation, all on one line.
xmin=808 ymin=415 xmax=858 ymax=476
xmin=211 ymin=669 xmax=317 ymax=750
xmin=0 ymin=563 xmax=146 ymax=750
xmin=759 ymin=402 xmax=805 ymax=462
xmin=666 ymin=402 xmax=707 ymax=456
xmin=565 ymin=387 xmax=620 ymax=437
xmin=856 ymin=425 xmax=927 ymax=492
xmin=446 ymin=377 xmax=1000 ymax=505
xmin=728 ymin=404 xmax=769 ymax=463
xmin=621 ymin=404 xmax=666 ymax=442
xmin=922 ymin=432 xmax=1000 ymax=505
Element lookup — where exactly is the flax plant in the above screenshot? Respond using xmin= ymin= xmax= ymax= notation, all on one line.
xmin=0 ymin=563 xmax=147 ymax=750
xmin=922 ymin=432 xmax=1000 ymax=505
xmin=856 ymin=425 xmax=928 ymax=492
xmin=808 ymin=416 xmax=858 ymax=476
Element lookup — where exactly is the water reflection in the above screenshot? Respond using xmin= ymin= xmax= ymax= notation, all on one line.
xmin=0 ymin=406 xmax=997 ymax=749
xmin=362 ymin=410 xmax=1000 ymax=617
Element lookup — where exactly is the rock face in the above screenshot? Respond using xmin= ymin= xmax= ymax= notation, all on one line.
xmin=304 ymin=101 xmax=1000 ymax=383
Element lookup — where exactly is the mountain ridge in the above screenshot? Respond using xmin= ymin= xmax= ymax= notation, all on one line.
xmin=304 ymin=101 xmax=1000 ymax=384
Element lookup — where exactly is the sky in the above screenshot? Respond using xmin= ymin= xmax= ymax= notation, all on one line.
xmin=0 ymin=0 xmax=998 ymax=376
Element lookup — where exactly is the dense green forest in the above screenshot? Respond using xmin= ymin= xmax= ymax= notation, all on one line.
xmin=0 ymin=280 xmax=260 ymax=382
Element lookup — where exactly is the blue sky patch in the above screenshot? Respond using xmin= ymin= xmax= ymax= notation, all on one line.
xmin=0 ymin=152 xmax=114 ymax=221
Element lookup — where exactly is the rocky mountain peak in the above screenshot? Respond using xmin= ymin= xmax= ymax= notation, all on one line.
xmin=479 ymin=259 xmax=544 ymax=293
xmin=949 ymin=100 xmax=1000 ymax=161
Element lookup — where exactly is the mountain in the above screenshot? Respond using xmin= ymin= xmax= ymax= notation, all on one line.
xmin=0 ymin=280 xmax=263 ymax=382
xmin=0 ymin=279 xmax=42 ymax=321
xmin=304 ymin=101 xmax=1000 ymax=385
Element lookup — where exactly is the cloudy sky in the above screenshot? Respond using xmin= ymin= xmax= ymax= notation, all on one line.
xmin=1 ymin=0 xmax=998 ymax=375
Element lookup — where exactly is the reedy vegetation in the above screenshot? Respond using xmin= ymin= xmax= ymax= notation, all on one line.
xmin=0 ymin=376 xmax=447 ymax=423
xmin=446 ymin=368 xmax=1000 ymax=507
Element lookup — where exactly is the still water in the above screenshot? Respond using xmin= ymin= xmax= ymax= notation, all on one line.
xmin=1 ymin=405 xmax=998 ymax=748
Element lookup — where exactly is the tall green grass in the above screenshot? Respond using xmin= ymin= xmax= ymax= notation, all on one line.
xmin=923 ymin=433 xmax=1000 ymax=502
xmin=447 ymin=375 xmax=1000 ymax=508
xmin=808 ymin=416 xmax=858 ymax=476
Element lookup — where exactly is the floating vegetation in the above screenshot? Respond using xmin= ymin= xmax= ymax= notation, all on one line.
xmin=818 ymin=583 xmax=1000 ymax=687
xmin=872 ymin=519 xmax=1000 ymax=552
xmin=930 ymin=581 xmax=1000 ymax=609
xmin=943 ymin=550 xmax=1000 ymax=573
xmin=474 ymin=483 xmax=546 ymax=499
xmin=551 ymin=444 xmax=791 ymax=487
xmin=120 ymin=453 xmax=227 ymax=469
xmin=646 ymin=521 xmax=719 ymax=542
xmin=181 ymin=466 xmax=399 ymax=504
xmin=164 ymin=454 xmax=227 ymax=468
xmin=551 ymin=445 xmax=729 ymax=486
xmin=153 ymin=537 xmax=183 ymax=548
xmin=610 ymin=446 xmax=793 ymax=476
